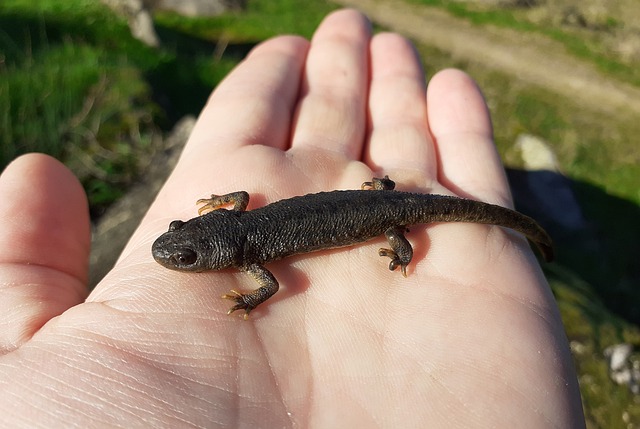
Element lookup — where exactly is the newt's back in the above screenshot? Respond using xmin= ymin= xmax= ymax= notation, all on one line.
xmin=236 ymin=189 xmax=552 ymax=264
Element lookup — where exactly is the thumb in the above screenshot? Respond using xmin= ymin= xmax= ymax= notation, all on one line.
xmin=0 ymin=154 xmax=90 ymax=353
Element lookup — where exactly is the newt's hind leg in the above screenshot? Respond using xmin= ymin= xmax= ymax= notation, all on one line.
xmin=361 ymin=175 xmax=395 ymax=191
xmin=362 ymin=177 xmax=411 ymax=275
xmin=197 ymin=191 xmax=250 ymax=215
xmin=379 ymin=226 xmax=413 ymax=277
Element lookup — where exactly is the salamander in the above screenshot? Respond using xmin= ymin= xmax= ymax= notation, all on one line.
xmin=152 ymin=176 xmax=553 ymax=318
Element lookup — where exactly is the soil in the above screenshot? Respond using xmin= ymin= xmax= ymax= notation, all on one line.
xmin=334 ymin=0 xmax=640 ymax=118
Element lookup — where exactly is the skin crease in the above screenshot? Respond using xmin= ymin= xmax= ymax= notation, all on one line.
xmin=0 ymin=9 xmax=585 ymax=428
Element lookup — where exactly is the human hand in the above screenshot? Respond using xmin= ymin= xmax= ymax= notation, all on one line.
xmin=0 ymin=9 xmax=584 ymax=427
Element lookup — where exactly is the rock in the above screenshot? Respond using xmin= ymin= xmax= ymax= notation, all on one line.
xmin=507 ymin=167 xmax=590 ymax=238
xmin=89 ymin=116 xmax=196 ymax=287
xmin=605 ymin=343 xmax=633 ymax=372
xmin=101 ymin=0 xmax=160 ymax=47
xmin=151 ymin=0 xmax=246 ymax=17
xmin=506 ymin=134 xmax=589 ymax=236
xmin=570 ymin=340 xmax=586 ymax=355
xmin=130 ymin=5 xmax=160 ymax=47
xmin=631 ymin=361 xmax=640 ymax=395
xmin=101 ymin=0 xmax=247 ymax=47
xmin=603 ymin=343 xmax=640 ymax=395
xmin=514 ymin=134 xmax=560 ymax=172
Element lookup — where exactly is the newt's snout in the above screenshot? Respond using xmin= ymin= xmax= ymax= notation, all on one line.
xmin=152 ymin=231 xmax=201 ymax=271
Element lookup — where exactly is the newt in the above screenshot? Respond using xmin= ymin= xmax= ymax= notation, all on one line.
xmin=152 ymin=176 xmax=553 ymax=318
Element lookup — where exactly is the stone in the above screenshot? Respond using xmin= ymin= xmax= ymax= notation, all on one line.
xmin=514 ymin=134 xmax=560 ymax=172
xmin=101 ymin=0 xmax=160 ymax=47
xmin=150 ymin=0 xmax=246 ymax=17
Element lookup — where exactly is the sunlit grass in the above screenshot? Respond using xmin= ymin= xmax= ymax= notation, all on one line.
xmin=0 ymin=0 xmax=336 ymax=211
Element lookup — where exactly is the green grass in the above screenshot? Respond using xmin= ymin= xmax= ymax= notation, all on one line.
xmin=550 ymin=267 xmax=640 ymax=428
xmin=1 ymin=43 xmax=99 ymax=160
xmin=0 ymin=0 xmax=336 ymax=212
xmin=155 ymin=0 xmax=337 ymax=41
xmin=0 ymin=0 xmax=162 ymax=212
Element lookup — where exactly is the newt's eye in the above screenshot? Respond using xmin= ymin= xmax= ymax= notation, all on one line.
xmin=169 ymin=220 xmax=185 ymax=231
xmin=171 ymin=249 xmax=197 ymax=266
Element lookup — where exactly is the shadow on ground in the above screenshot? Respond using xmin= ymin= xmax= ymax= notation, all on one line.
xmin=508 ymin=168 xmax=640 ymax=326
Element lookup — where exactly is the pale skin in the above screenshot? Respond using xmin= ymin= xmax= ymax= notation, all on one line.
xmin=0 ymin=9 xmax=584 ymax=428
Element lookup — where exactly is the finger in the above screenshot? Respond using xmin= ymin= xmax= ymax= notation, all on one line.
xmin=365 ymin=33 xmax=435 ymax=182
xmin=427 ymin=69 xmax=512 ymax=206
xmin=182 ymin=35 xmax=309 ymax=158
xmin=290 ymin=9 xmax=371 ymax=158
xmin=0 ymin=154 xmax=90 ymax=352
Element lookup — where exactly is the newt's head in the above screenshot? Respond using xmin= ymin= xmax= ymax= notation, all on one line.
xmin=152 ymin=211 xmax=242 ymax=272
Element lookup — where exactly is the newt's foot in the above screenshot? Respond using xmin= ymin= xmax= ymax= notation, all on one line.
xmin=222 ymin=290 xmax=255 ymax=320
xmin=361 ymin=175 xmax=395 ymax=191
xmin=197 ymin=196 xmax=225 ymax=215
xmin=379 ymin=248 xmax=408 ymax=277
xmin=197 ymin=191 xmax=250 ymax=215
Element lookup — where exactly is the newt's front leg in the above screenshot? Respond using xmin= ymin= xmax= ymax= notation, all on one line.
xmin=223 ymin=263 xmax=279 ymax=319
xmin=197 ymin=191 xmax=250 ymax=215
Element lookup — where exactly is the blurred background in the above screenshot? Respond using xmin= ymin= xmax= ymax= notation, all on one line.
xmin=1 ymin=0 xmax=639 ymax=426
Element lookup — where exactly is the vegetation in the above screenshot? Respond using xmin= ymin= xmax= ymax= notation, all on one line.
xmin=1 ymin=0 xmax=639 ymax=426
xmin=409 ymin=0 xmax=640 ymax=86
xmin=0 ymin=0 xmax=337 ymax=212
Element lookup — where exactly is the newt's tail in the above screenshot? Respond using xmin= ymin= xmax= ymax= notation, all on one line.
xmin=420 ymin=195 xmax=554 ymax=262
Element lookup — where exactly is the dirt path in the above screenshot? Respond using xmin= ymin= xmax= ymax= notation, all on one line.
xmin=335 ymin=0 xmax=640 ymax=117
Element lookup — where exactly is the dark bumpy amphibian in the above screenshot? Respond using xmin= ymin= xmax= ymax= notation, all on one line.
xmin=152 ymin=176 xmax=553 ymax=318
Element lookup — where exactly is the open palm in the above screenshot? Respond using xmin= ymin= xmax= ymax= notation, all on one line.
xmin=0 ymin=9 xmax=584 ymax=428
